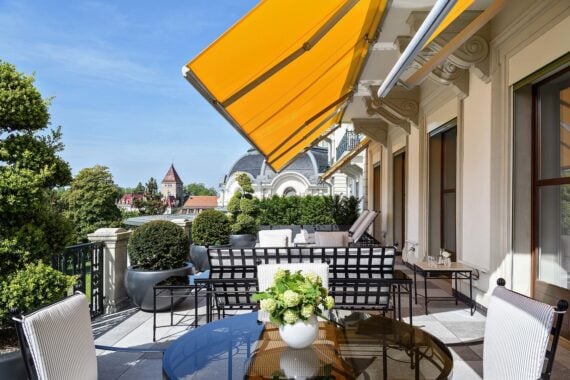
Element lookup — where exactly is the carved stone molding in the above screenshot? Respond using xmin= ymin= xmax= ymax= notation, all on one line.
xmin=362 ymin=97 xmax=412 ymax=134
xmin=352 ymin=118 xmax=388 ymax=146
xmin=368 ymin=85 xmax=420 ymax=126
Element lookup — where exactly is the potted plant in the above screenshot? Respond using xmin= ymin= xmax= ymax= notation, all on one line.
xmin=0 ymin=263 xmax=76 ymax=379
xmin=252 ymin=269 xmax=335 ymax=349
xmin=228 ymin=173 xmax=259 ymax=248
xmin=125 ymin=220 xmax=191 ymax=311
xmin=190 ymin=209 xmax=231 ymax=272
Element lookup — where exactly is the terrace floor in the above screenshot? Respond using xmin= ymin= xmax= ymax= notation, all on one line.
xmin=94 ymin=260 xmax=570 ymax=379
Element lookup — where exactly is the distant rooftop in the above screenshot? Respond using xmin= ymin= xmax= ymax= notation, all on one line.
xmin=162 ymin=164 xmax=183 ymax=183
xmin=183 ymin=196 xmax=218 ymax=208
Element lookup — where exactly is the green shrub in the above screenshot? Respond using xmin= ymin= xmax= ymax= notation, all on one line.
xmin=228 ymin=173 xmax=259 ymax=234
xmin=191 ymin=210 xmax=231 ymax=246
xmin=0 ymin=262 xmax=76 ymax=323
xmin=128 ymin=221 xmax=189 ymax=270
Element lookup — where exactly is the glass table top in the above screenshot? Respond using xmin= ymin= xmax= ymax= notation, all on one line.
xmin=163 ymin=311 xmax=452 ymax=379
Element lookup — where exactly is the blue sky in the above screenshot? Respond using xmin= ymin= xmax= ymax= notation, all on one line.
xmin=0 ymin=0 xmax=259 ymax=188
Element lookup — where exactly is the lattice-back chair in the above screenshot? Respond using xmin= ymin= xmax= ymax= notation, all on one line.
xmin=327 ymin=247 xmax=397 ymax=317
xmin=257 ymin=262 xmax=329 ymax=322
xmin=483 ymin=278 xmax=568 ymax=380
xmin=11 ymin=292 xmax=163 ymax=380
xmin=206 ymin=247 xmax=259 ymax=319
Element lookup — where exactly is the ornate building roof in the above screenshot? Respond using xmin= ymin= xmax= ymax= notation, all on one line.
xmin=162 ymin=164 xmax=183 ymax=184
xmin=227 ymin=147 xmax=329 ymax=185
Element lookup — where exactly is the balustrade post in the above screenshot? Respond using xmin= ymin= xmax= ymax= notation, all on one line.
xmin=88 ymin=228 xmax=131 ymax=313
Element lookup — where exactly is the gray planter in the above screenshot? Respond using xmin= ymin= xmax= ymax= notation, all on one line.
xmin=229 ymin=234 xmax=256 ymax=248
xmin=0 ymin=350 xmax=27 ymax=380
xmin=125 ymin=263 xmax=192 ymax=312
xmin=190 ymin=244 xmax=209 ymax=272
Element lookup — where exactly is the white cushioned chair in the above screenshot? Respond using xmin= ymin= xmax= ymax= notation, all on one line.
xmin=258 ymin=229 xmax=293 ymax=247
xmin=348 ymin=211 xmax=378 ymax=243
xmin=12 ymin=292 xmax=163 ymax=380
xmin=257 ymin=263 xmax=329 ymax=322
xmin=483 ymin=278 xmax=567 ymax=380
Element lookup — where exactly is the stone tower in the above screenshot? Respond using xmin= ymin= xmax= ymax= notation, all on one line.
xmin=160 ymin=164 xmax=183 ymax=206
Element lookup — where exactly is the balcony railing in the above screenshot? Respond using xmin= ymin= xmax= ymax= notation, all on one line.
xmin=336 ymin=130 xmax=361 ymax=161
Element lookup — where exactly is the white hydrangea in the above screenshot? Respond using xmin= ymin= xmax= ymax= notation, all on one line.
xmin=301 ymin=304 xmax=314 ymax=319
xmin=283 ymin=290 xmax=301 ymax=307
xmin=324 ymin=295 xmax=335 ymax=310
xmin=283 ymin=309 xmax=298 ymax=324
xmin=260 ymin=298 xmax=277 ymax=313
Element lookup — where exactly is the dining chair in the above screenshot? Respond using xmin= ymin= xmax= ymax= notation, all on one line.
xmin=11 ymin=292 xmax=163 ymax=380
xmin=257 ymin=262 xmax=329 ymax=322
xmin=483 ymin=278 xmax=568 ymax=380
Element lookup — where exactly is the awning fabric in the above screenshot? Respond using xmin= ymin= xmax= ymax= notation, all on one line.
xmin=321 ymin=137 xmax=370 ymax=180
xmin=184 ymin=0 xmax=388 ymax=171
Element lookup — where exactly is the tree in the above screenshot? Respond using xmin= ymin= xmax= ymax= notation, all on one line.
xmin=132 ymin=177 xmax=165 ymax=215
xmin=228 ymin=173 xmax=258 ymax=234
xmin=134 ymin=182 xmax=145 ymax=194
xmin=0 ymin=61 xmax=73 ymax=278
xmin=184 ymin=182 xmax=217 ymax=197
xmin=63 ymin=166 xmax=122 ymax=241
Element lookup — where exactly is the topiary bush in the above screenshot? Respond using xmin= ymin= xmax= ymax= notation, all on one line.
xmin=228 ymin=173 xmax=259 ymax=234
xmin=191 ymin=209 xmax=231 ymax=246
xmin=128 ymin=221 xmax=189 ymax=271
xmin=0 ymin=262 xmax=76 ymax=323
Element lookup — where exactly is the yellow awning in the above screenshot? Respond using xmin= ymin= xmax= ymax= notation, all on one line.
xmin=321 ymin=137 xmax=370 ymax=181
xmin=184 ymin=0 xmax=388 ymax=171
xmin=424 ymin=0 xmax=475 ymax=47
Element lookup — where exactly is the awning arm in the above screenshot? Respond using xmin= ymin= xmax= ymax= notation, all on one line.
xmin=321 ymin=137 xmax=370 ymax=181
xmin=404 ymin=0 xmax=509 ymax=87
xmin=376 ymin=0 xmax=458 ymax=98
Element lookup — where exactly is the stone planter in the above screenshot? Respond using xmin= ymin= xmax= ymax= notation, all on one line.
xmin=125 ymin=263 xmax=192 ymax=312
xmin=0 ymin=350 xmax=27 ymax=380
xmin=229 ymin=234 xmax=256 ymax=248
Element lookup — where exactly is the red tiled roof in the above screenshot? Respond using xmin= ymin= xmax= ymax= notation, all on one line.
xmin=118 ymin=193 xmax=144 ymax=205
xmin=183 ymin=196 xmax=218 ymax=208
xmin=162 ymin=164 xmax=183 ymax=183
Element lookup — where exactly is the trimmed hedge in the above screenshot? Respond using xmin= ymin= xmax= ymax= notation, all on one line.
xmin=257 ymin=195 xmax=359 ymax=226
xmin=128 ymin=221 xmax=189 ymax=270
xmin=191 ymin=209 xmax=231 ymax=246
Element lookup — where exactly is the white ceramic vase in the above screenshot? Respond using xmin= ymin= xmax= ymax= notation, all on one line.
xmin=278 ymin=315 xmax=318 ymax=349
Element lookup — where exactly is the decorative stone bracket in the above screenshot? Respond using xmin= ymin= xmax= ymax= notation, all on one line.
xmin=352 ymin=118 xmax=389 ymax=146
xmin=395 ymin=10 xmax=491 ymax=99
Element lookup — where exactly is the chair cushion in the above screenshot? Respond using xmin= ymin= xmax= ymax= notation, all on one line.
xmin=259 ymin=229 xmax=292 ymax=247
xmin=314 ymin=231 xmax=348 ymax=247
xmin=483 ymin=286 xmax=555 ymax=380
xmin=22 ymin=293 xmax=97 ymax=380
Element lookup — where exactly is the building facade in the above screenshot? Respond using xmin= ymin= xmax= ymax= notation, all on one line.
xmin=160 ymin=164 xmax=184 ymax=207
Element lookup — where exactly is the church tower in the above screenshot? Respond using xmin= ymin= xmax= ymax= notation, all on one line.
xmin=160 ymin=164 xmax=183 ymax=206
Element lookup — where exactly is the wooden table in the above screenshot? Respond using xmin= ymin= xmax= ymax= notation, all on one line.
xmin=413 ymin=261 xmax=474 ymax=315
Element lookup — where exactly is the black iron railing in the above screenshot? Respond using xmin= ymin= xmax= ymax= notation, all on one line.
xmin=336 ymin=130 xmax=361 ymax=161
xmin=52 ymin=242 xmax=104 ymax=318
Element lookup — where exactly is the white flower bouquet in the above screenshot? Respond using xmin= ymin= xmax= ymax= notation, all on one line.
xmin=252 ymin=269 xmax=334 ymax=325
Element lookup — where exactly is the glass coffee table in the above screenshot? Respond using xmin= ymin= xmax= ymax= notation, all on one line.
xmin=162 ymin=311 xmax=453 ymax=379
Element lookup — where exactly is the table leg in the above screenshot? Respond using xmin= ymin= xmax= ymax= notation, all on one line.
xmin=170 ymin=288 xmax=174 ymax=326
xmin=153 ymin=288 xmax=157 ymax=342
xmin=413 ymin=265 xmax=418 ymax=305
xmin=424 ymin=271 xmax=428 ymax=315
xmin=194 ymin=286 xmax=199 ymax=328
xmin=455 ymin=273 xmax=458 ymax=305
xmin=470 ymin=272 xmax=474 ymax=316
xmin=397 ymin=285 xmax=402 ymax=321
xmin=408 ymin=286 xmax=413 ymax=325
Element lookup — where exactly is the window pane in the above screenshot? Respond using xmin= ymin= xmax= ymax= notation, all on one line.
xmin=443 ymin=128 xmax=456 ymax=190
xmin=539 ymin=71 xmax=570 ymax=179
xmin=537 ymin=185 xmax=570 ymax=289
xmin=443 ymin=192 xmax=456 ymax=252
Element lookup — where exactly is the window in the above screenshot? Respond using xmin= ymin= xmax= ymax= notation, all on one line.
xmin=534 ymin=68 xmax=570 ymax=290
xmin=428 ymin=122 xmax=457 ymax=259
xmin=283 ymin=187 xmax=297 ymax=197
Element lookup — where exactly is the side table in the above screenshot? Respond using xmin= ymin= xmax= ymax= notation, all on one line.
xmin=413 ymin=261 xmax=474 ymax=316
xmin=153 ymin=271 xmax=209 ymax=341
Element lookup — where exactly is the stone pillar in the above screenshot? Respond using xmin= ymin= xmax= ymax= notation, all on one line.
xmin=171 ymin=219 xmax=193 ymax=243
xmin=88 ymin=228 xmax=131 ymax=313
